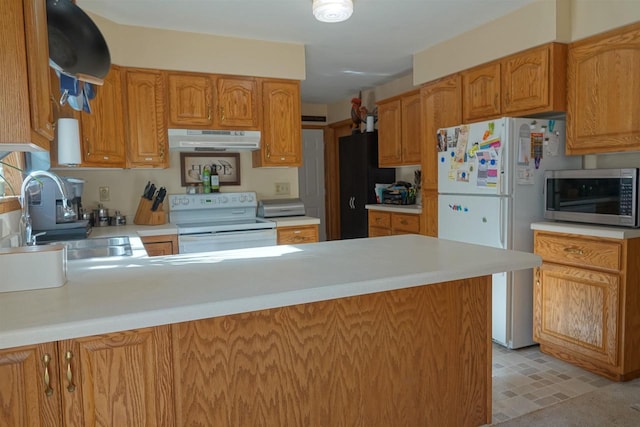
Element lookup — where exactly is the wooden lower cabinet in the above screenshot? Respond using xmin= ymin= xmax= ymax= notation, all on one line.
xmin=0 ymin=326 xmax=174 ymax=427
xmin=141 ymin=234 xmax=178 ymax=256
xmin=171 ymin=277 xmax=492 ymax=426
xmin=368 ymin=210 xmax=420 ymax=236
xmin=533 ymin=231 xmax=640 ymax=381
xmin=277 ymin=224 xmax=318 ymax=244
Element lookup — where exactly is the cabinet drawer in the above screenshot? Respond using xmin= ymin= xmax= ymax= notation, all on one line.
xmin=534 ymin=233 xmax=622 ymax=271
xmin=392 ymin=213 xmax=420 ymax=234
xmin=277 ymin=225 xmax=318 ymax=245
xmin=369 ymin=211 xmax=391 ymax=228
xmin=369 ymin=227 xmax=392 ymax=238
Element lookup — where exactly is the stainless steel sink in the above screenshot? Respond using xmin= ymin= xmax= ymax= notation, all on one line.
xmin=46 ymin=236 xmax=133 ymax=260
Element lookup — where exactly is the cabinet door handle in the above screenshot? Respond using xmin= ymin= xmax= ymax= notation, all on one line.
xmin=42 ymin=353 xmax=54 ymax=397
xmin=65 ymin=350 xmax=76 ymax=392
xmin=563 ymin=247 xmax=583 ymax=255
xmin=207 ymin=104 xmax=212 ymax=121
xmin=400 ymin=219 xmax=408 ymax=225
xmin=219 ymin=106 xmax=225 ymax=121
xmin=266 ymin=143 xmax=271 ymax=159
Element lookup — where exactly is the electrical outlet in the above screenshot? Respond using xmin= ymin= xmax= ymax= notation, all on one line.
xmin=99 ymin=186 xmax=110 ymax=202
xmin=275 ymin=182 xmax=290 ymax=195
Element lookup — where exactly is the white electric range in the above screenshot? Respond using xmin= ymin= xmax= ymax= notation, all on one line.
xmin=168 ymin=192 xmax=276 ymax=254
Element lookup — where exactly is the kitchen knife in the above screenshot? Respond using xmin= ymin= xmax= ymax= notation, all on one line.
xmin=142 ymin=181 xmax=150 ymax=198
xmin=151 ymin=187 xmax=166 ymax=211
xmin=146 ymin=183 xmax=156 ymax=200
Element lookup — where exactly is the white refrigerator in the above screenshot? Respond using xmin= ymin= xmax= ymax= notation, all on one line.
xmin=437 ymin=117 xmax=581 ymax=349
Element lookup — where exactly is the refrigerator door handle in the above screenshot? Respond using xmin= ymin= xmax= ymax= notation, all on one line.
xmin=499 ymin=197 xmax=506 ymax=248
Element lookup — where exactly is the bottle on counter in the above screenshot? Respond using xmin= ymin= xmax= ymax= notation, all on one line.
xmin=210 ymin=164 xmax=220 ymax=193
xmin=202 ymin=166 xmax=211 ymax=193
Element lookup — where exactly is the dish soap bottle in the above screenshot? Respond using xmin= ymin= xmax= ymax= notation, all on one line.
xmin=202 ymin=166 xmax=211 ymax=193
xmin=210 ymin=164 xmax=220 ymax=193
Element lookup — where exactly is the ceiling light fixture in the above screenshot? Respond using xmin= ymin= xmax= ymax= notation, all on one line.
xmin=313 ymin=0 xmax=353 ymax=23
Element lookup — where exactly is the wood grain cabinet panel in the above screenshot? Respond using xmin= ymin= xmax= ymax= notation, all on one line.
xmin=462 ymin=62 xmax=501 ymax=123
xmin=1 ymin=0 xmax=53 ymax=150
xmin=368 ymin=210 xmax=420 ymax=236
xmin=277 ymin=224 xmax=318 ymax=244
xmin=59 ymin=326 xmax=175 ymax=427
xmin=167 ymin=72 xmax=214 ymax=127
xmin=172 ymin=277 xmax=492 ymax=426
xmin=214 ymin=76 xmax=260 ymax=129
xmin=566 ymin=22 xmax=640 ymax=154
xmin=253 ymin=79 xmax=302 ymax=167
xmin=124 ymin=69 xmax=168 ymax=168
xmin=533 ymin=231 xmax=640 ymax=381
xmin=0 ymin=342 xmax=62 ymax=427
xmin=462 ymin=43 xmax=566 ymax=124
xmin=377 ymin=91 xmax=421 ymax=167
xmin=141 ymin=234 xmax=178 ymax=256
xmin=80 ymin=65 xmax=127 ymax=167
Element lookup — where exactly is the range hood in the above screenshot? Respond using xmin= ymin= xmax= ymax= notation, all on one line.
xmin=168 ymin=129 xmax=261 ymax=151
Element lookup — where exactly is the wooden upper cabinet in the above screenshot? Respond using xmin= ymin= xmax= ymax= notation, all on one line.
xmin=502 ymin=43 xmax=566 ymax=116
xmin=377 ymin=99 xmax=402 ymax=165
xmin=377 ymin=90 xmax=421 ymax=167
xmin=566 ymin=22 xmax=640 ymax=155
xmin=253 ymin=79 xmax=302 ymax=167
xmin=463 ymin=43 xmax=566 ymax=123
xmin=124 ymin=69 xmax=168 ymax=168
xmin=1 ymin=0 xmax=53 ymax=151
xmin=462 ymin=62 xmax=501 ymax=123
xmin=214 ymin=76 xmax=260 ymax=129
xmin=167 ymin=72 xmax=260 ymax=129
xmin=0 ymin=342 xmax=62 ymax=427
xmin=167 ymin=72 xmax=214 ymax=127
xmin=81 ymin=65 xmax=126 ymax=167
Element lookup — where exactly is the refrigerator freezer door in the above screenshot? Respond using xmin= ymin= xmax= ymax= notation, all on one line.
xmin=437 ymin=118 xmax=508 ymax=196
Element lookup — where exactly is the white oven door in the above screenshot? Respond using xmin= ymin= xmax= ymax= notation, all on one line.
xmin=178 ymin=229 xmax=277 ymax=254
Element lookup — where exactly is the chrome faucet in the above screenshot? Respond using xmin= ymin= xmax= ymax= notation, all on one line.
xmin=19 ymin=171 xmax=74 ymax=246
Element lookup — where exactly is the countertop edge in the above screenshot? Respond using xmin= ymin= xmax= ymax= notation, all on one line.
xmin=530 ymin=221 xmax=640 ymax=239
xmin=365 ymin=204 xmax=422 ymax=214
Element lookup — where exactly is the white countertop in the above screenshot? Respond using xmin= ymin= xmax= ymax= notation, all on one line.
xmin=89 ymin=224 xmax=178 ymax=238
xmin=0 ymin=235 xmax=540 ymax=349
xmin=531 ymin=221 xmax=640 ymax=239
xmin=365 ymin=204 xmax=422 ymax=214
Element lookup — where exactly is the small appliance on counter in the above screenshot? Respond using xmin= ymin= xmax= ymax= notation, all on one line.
xmin=257 ymin=198 xmax=306 ymax=218
xmin=28 ymin=176 xmax=90 ymax=241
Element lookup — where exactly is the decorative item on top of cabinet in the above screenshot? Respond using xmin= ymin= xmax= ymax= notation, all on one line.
xmin=566 ymin=22 xmax=640 ymax=155
xmin=277 ymin=224 xmax=319 ymax=245
xmin=533 ymin=231 xmax=640 ymax=381
xmin=124 ymin=68 xmax=168 ymax=168
xmin=1 ymin=0 xmax=54 ymax=151
xmin=420 ymin=73 xmax=462 ymax=237
xmin=377 ymin=90 xmax=421 ymax=167
xmin=462 ymin=43 xmax=567 ymax=124
xmin=0 ymin=326 xmax=175 ymax=426
xmin=253 ymin=79 xmax=302 ymax=167
xmin=368 ymin=210 xmax=420 ymax=237
xmin=79 ymin=65 xmax=126 ymax=167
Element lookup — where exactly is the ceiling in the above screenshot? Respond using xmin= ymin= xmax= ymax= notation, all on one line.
xmin=77 ymin=0 xmax=536 ymax=105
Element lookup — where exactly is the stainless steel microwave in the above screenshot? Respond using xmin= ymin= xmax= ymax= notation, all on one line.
xmin=544 ymin=168 xmax=639 ymax=228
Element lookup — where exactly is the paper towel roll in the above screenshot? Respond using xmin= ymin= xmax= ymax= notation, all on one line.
xmin=366 ymin=115 xmax=374 ymax=132
xmin=57 ymin=118 xmax=81 ymax=166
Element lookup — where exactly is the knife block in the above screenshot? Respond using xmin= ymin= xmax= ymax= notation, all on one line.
xmin=133 ymin=197 xmax=166 ymax=225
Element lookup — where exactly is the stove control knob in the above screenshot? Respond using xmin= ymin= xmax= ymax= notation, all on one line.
xmin=246 ymin=194 xmax=254 ymax=202
xmin=222 ymin=196 xmax=229 ymax=203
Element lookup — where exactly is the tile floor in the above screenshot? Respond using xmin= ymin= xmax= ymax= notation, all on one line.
xmin=488 ymin=343 xmax=615 ymax=424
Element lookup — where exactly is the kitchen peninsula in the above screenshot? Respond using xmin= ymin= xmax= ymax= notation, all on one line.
xmin=0 ymin=235 xmax=540 ymax=426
